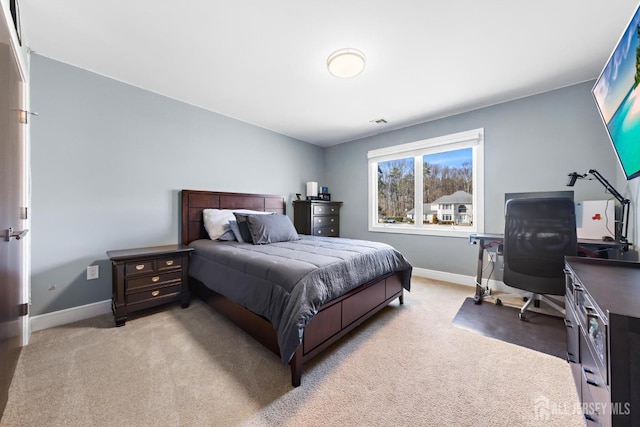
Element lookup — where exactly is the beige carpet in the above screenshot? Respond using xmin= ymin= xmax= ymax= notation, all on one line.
xmin=1 ymin=277 xmax=583 ymax=427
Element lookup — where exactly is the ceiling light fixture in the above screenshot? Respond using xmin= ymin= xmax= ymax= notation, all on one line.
xmin=327 ymin=48 xmax=366 ymax=78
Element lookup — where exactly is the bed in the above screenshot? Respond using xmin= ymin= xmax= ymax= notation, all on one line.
xmin=181 ymin=189 xmax=412 ymax=386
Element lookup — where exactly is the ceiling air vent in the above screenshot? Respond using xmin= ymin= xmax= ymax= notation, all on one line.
xmin=369 ymin=118 xmax=388 ymax=125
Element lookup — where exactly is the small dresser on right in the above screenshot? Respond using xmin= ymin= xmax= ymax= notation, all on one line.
xmin=564 ymin=256 xmax=640 ymax=427
xmin=292 ymin=200 xmax=342 ymax=237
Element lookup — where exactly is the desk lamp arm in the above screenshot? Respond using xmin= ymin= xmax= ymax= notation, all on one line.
xmin=587 ymin=169 xmax=631 ymax=249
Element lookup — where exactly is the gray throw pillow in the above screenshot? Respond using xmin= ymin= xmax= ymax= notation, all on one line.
xmin=232 ymin=213 xmax=256 ymax=243
xmin=245 ymin=214 xmax=300 ymax=244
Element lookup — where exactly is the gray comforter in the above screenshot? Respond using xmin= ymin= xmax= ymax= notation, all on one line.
xmin=188 ymin=235 xmax=412 ymax=363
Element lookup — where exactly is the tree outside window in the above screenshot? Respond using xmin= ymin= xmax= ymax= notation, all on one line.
xmin=368 ymin=129 xmax=484 ymax=237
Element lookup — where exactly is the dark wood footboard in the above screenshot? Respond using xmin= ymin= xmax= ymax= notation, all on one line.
xmin=290 ymin=271 xmax=404 ymax=386
xmin=190 ymin=271 xmax=404 ymax=386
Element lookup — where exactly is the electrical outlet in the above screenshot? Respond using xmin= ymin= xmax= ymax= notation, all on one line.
xmin=87 ymin=265 xmax=99 ymax=280
xmin=488 ymin=251 xmax=497 ymax=263
xmin=48 ymin=285 xmax=56 ymax=291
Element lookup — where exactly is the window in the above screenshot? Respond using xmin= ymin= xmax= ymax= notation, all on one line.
xmin=368 ymin=128 xmax=484 ymax=237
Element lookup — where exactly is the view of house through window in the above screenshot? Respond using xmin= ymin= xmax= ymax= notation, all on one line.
xmin=368 ymin=129 xmax=484 ymax=237
xmin=377 ymin=148 xmax=472 ymax=226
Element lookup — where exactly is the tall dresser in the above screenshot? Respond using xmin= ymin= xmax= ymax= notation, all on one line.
xmin=564 ymin=256 xmax=640 ymax=426
xmin=293 ymin=200 xmax=342 ymax=237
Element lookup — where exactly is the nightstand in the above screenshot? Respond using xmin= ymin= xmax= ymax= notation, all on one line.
xmin=293 ymin=200 xmax=342 ymax=237
xmin=107 ymin=244 xmax=194 ymax=326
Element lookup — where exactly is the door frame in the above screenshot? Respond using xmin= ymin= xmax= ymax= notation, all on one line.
xmin=1 ymin=0 xmax=31 ymax=346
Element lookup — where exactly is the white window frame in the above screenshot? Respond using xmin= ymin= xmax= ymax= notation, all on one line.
xmin=367 ymin=128 xmax=484 ymax=238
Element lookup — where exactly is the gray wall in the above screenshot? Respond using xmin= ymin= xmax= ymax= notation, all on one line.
xmin=325 ymin=81 xmax=638 ymax=276
xmin=30 ymin=55 xmax=325 ymax=316
xmin=31 ymin=54 xmax=640 ymax=316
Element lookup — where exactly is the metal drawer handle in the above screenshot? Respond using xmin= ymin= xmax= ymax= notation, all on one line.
xmin=166 ymin=260 xmax=174 ymax=266
xmin=151 ymin=276 xmax=160 ymax=282
xmin=586 ymin=378 xmax=599 ymax=387
xmin=318 ymin=219 xmax=322 ymax=223
xmin=135 ymin=264 xmax=145 ymax=271
xmin=583 ymin=367 xmax=599 ymax=386
xmin=151 ymin=290 xmax=160 ymax=297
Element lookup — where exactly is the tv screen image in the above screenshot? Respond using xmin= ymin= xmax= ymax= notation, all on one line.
xmin=592 ymin=4 xmax=640 ymax=180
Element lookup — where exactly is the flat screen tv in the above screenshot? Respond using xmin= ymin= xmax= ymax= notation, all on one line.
xmin=592 ymin=4 xmax=640 ymax=180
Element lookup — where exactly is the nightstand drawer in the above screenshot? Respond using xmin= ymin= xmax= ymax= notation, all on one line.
xmin=127 ymin=284 xmax=182 ymax=305
xmin=126 ymin=271 xmax=182 ymax=292
xmin=157 ymin=256 xmax=182 ymax=272
xmin=313 ymin=215 xmax=338 ymax=227
xmin=126 ymin=260 xmax=154 ymax=276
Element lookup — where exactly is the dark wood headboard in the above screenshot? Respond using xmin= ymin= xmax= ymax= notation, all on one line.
xmin=181 ymin=190 xmax=286 ymax=245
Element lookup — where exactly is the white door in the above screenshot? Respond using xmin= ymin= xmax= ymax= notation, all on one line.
xmin=0 ymin=2 xmax=28 ymax=416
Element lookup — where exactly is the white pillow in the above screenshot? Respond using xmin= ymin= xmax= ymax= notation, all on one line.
xmin=202 ymin=209 xmax=275 ymax=241
xmin=202 ymin=209 xmax=236 ymax=240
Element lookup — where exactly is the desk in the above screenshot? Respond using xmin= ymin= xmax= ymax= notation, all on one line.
xmin=468 ymin=233 xmax=627 ymax=304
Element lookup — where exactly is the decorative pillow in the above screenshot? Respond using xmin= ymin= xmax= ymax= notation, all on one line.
xmin=203 ymin=209 xmax=272 ymax=241
xmin=245 ymin=213 xmax=300 ymax=245
xmin=218 ymin=229 xmax=236 ymax=241
xmin=233 ymin=213 xmax=257 ymax=243
xmin=228 ymin=219 xmax=244 ymax=242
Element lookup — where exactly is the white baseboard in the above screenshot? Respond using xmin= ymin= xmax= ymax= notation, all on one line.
xmin=30 ymin=299 xmax=112 ymax=333
xmin=27 ymin=268 xmax=510 ymax=334
xmin=412 ymin=267 xmax=511 ymax=293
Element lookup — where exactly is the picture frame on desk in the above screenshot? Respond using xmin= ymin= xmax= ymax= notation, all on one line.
xmin=318 ymin=193 xmax=331 ymax=201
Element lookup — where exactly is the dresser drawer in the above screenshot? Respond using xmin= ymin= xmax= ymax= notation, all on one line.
xmin=565 ymin=302 xmax=580 ymax=363
xmin=313 ymin=215 xmax=338 ymax=227
xmin=126 ymin=271 xmax=182 ymax=292
xmin=127 ymin=284 xmax=182 ymax=305
xmin=580 ymin=333 xmax=611 ymax=425
xmin=313 ymin=225 xmax=339 ymax=237
xmin=313 ymin=205 xmax=326 ymax=215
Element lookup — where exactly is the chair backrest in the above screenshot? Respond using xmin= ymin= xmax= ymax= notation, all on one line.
xmin=503 ymin=197 xmax=577 ymax=295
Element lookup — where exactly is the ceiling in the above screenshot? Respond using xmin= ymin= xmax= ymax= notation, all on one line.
xmin=19 ymin=0 xmax=640 ymax=147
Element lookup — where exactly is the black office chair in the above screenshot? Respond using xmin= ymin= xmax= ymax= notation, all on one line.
xmin=496 ymin=197 xmax=577 ymax=321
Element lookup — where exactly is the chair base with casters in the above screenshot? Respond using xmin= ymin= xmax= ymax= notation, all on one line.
xmin=501 ymin=196 xmax=577 ymax=321
xmin=493 ymin=292 xmax=565 ymax=321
